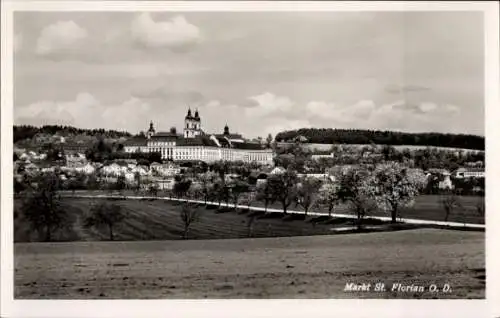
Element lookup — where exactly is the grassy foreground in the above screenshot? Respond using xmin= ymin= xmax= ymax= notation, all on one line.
xmin=14 ymin=228 xmax=485 ymax=299
xmin=15 ymin=195 xmax=484 ymax=243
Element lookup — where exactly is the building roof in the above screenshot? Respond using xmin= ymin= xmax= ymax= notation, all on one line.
xmin=455 ymin=167 xmax=485 ymax=173
xmin=214 ymin=133 xmax=243 ymax=140
xmin=176 ymin=136 xmax=219 ymax=147
xmin=151 ymin=131 xmax=178 ymax=139
xmin=123 ymin=137 xmax=147 ymax=146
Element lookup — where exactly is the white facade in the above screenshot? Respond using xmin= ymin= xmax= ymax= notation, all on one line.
xmin=123 ymin=109 xmax=275 ymax=165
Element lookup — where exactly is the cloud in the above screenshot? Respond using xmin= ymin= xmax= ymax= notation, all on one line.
xmin=14 ymin=33 xmax=23 ymax=53
xmin=15 ymin=93 xmax=151 ymax=132
xmin=35 ymin=20 xmax=88 ymax=56
xmin=385 ymin=84 xmax=431 ymax=95
xmin=132 ymin=85 xmax=204 ymax=104
xmin=244 ymin=92 xmax=294 ymax=117
xmin=131 ymin=13 xmax=201 ymax=51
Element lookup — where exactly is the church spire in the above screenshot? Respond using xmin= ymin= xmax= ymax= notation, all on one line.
xmin=194 ymin=108 xmax=199 ymax=120
xmin=185 ymin=106 xmax=193 ymax=119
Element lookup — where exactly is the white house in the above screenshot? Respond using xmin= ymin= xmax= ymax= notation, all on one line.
xmin=453 ymin=167 xmax=485 ymax=179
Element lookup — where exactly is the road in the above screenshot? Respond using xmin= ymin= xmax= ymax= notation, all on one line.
xmin=60 ymin=192 xmax=485 ymax=229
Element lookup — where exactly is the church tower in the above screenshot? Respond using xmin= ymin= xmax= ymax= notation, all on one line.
xmin=146 ymin=120 xmax=155 ymax=139
xmin=184 ymin=107 xmax=201 ymax=138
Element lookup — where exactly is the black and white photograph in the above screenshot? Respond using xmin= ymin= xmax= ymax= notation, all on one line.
xmin=1 ymin=1 xmax=499 ymax=318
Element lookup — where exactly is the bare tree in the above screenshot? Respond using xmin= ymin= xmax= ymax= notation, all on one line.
xmin=247 ymin=214 xmax=257 ymax=238
xmin=180 ymin=203 xmax=201 ymax=239
xmin=440 ymin=193 xmax=462 ymax=222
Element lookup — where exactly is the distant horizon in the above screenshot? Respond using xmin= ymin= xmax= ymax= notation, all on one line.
xmin=13 ymin=122 xmax=486 ymax=139
xmin=14 ymin=12 xmax=484 ymax=138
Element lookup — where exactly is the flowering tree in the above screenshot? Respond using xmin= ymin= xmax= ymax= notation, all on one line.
xmin=317 ymin=179 xmax=341 ymax=217
xmin=296 ymin=177 xmax=323 ymax=216
xmin=336 ymin=167 xmax=375 ymax=229
xmin=366 ymin=163 xmax=427 ymax=223
xmin=267 ymin=169 xmax=299 ymax=215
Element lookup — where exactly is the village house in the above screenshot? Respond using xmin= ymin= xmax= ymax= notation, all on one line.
xmin=453 ymin=167 xmax=485 ymax=179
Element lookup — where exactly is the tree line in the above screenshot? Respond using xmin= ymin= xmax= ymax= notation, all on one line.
xmin=275 ymin=128 xmax=485 ymax=150
xmin=14 ymin=125 xmax=132 ymax=143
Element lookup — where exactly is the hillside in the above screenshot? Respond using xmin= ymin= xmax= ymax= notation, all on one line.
xmin=275 ymin=128 xmax=484 ymax=150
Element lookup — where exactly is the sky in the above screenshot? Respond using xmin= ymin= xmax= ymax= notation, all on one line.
xmin=13 ymin=11 xmax=484 ymax=138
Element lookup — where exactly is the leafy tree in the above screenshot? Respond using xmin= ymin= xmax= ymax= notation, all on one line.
xmin=22 ymin=173 xmax=68 ymax=241
xmin=173 ymin=178 xmax=192 ymax=198
xmin=179 ymin=203 xmax=200 ymax=239
xmin=255 ymin=181 xmax=274 ymax=213
xmin=14 ymin=177 xmax=26 ymax=195
xmin=295 ymin=177 xmax=322 ymax=216
xmin=267 ymin=170 xmax=299 ymax=215
xmin=440 ymin=193 xmax=462 ymax=222
xmin=317 ymin=179 xmax=341 ymax=217
xmin=115 ymin=173 xmax=127 ymax=195
xmin=266 ymin=133 xmax=273 ymax=149
xmin=84 ymin=202 xmax=126 ymax=241
xmin=134 ymin=171 xmax=141 ymax=192
xmin=86 ymin=172 xmax=100 ymax=190
xmin=366 ymin=162 xmax=427 ymax=223
xmin=229 ymin=179 xmax=250 ymax=208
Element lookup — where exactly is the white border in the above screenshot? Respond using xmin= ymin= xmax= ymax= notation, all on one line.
xmin=1 ymin=2 xmax=499 ymax=318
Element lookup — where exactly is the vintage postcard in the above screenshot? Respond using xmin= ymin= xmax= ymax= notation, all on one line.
xmin=1 ymin=1 xmax=499 ymax=318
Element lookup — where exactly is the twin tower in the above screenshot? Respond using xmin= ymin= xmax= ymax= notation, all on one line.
xmin=146 ymin=107 xmax=231 ymax=139
xmin=184 ymin=107 xmax=202 ymax=138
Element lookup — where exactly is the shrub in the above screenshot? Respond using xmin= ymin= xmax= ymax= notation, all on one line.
xmin=205 ymin=204 xmax=217 ymax=210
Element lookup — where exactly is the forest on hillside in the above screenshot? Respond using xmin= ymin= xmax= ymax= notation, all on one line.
xmin=274 ymin=128 xmax=484 ymax=150
xmin=14 ymin=125 xmax=132 ymax=143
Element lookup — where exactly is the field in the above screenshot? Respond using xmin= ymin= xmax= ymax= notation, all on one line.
xmin=13 ymin=194 xmax=484 ymax=242
xmin=14 ymin=229 xmax=485 ymax=299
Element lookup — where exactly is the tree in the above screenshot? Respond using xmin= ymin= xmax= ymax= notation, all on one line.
xmin=336 ymin=167 xmax=374 ymax=230
xmin=255 ymin=181 xmax=274 ymax=213
xmin=440 ymin=193 xmax=462 ymax=222
xmin=84 ymin=202 xmax=125 ymax=241
xmin=173 ymin=178 xmax=192 ymax=198
xmin=14 ymin=177 xmax=26 ymax=195
xmin=229 ymin=179 xmax=250 ymax=208
xmin=115 ymin=173 xmax=127 ymax=195
xmin=179 ymin=203 xmax=200 ymax=239
xmin=199 ymin=172 xmax=217 ymax=205
xmin=295 ymin=177 xmax=322 ymax=216
xmin=366 ymin=163 xmax=427 ymax=223
xmin=134 ymin=171 xmax=141 ymax=192
xmin=266 ymin=133 xmax=273 ymax=148
xmin=475 ymin=200 xmax=485 ymax=218
xmin=22 ymin=173 xmax=68 ymax=241
xmin=148 ymin=183 xmax=159 ymax=197
xmin=267 ymin=170 xmax=299 ymax=215
xmin=317 ymin=179 xmax=341 ymax=217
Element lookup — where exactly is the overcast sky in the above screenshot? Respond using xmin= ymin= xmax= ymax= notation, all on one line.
xmin=13 ymin=11 xmax=484 ymax=138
